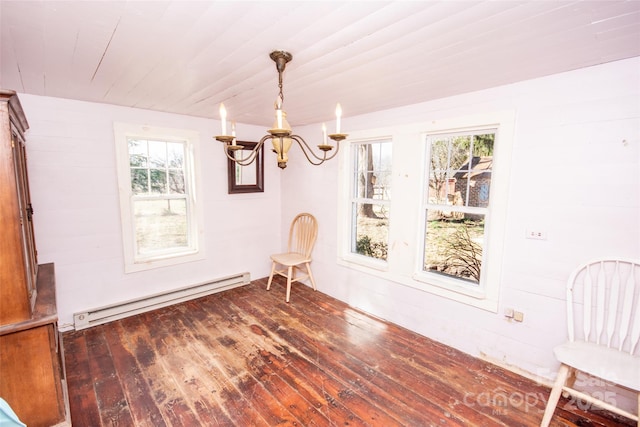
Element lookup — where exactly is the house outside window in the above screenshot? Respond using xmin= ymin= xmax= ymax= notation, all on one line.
xmin=350 ymin=139 xmax=392 ymax=262
xmin=114 ymin=123 xmax=204 ymax=272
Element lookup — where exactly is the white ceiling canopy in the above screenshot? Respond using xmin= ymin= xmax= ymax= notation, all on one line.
xmin=1 ymin=1 xmax=639 ymax=127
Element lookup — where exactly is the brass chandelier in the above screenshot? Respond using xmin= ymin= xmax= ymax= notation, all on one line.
xmin=215 ymin=51 xmax=347 ymax=169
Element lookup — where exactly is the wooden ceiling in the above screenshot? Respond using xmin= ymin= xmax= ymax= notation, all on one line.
xmin=1 ymin=1 xmax=639 ymax=126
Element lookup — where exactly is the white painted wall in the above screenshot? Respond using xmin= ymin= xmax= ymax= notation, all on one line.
xmin=281 ymin=57 xmax=640 ymax=389
xmin=19 ymin=94 xmax=282 ymax=328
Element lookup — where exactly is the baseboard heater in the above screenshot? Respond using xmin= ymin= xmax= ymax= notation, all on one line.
xmin=73 ymin=272 xmax=250 ymax=330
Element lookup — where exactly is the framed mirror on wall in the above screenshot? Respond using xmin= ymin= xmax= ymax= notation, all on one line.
xmin=227 ymin=141 xmax=264 ymax=194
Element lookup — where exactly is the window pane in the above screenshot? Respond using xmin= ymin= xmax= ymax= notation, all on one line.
xmin=148 ymin=140 xmax=167 ymax=167
xmin=131 ymin=169 xmax=148 ymax=194
xmin=134 ymin=199 xmax=188 ymax=255
xmin=352 ymin=202 xmax=388 ymax=260
xmin=459 ymin=169 xmax=492 ymax=208
xmin=428 ymin=133 xmax=495 ymax=209
xmin=374 ymin=171 xmax=392 ymax=202
xmin=428 ymin=138 xmax=452 ymax=205
xmin=428 ymin=176 xmax=457 ymax=205
xmin=354 ymin=142 xmax=392 ymax=200
xmin=168 ymin=170 xmax=185 ymax=194
xmin=354 ymin=144 xmax=372 ymax=198
xmin=429 ymin=138 xmax=449 ymax=171
xmin=456 ymin=134 xmax=494 ymax=208
xmin=149 ymin=169 xmax=167 ymax=194
xmin=423 ymin=214 xmax=485 ymax=284
xmin=167 ymin=142 xmax=184 ymax=168
xmin=449 ymin=136 xmax=471 ymax=171
xmin=129 ymin=139 xmax=147 ymax=167
xmin=473 ymin=133 xmax=494 ymax=157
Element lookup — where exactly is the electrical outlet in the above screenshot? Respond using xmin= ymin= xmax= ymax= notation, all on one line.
xmin=526 ymin=229 xmax=547 ymax=240
xmin=514 ymin=311 xmax=524 ymax=322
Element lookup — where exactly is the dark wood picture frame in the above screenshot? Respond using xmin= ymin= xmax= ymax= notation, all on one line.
xmin=227 ymin=140 xmax=264 ymax=194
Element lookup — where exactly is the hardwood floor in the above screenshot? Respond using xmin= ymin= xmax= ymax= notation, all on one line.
xmin=63 ymin=277 xmax=633 ymax=426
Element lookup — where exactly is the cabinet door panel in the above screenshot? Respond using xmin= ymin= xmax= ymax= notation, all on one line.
xmin=11 ymin=131 xmax=38 ymax=308
xmin=0 ymin=325 xmax=65 ymax=427
xmin=0 ymin=101 xmax=31 ymax=324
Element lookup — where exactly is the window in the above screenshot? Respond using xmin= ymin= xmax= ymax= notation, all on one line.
xmin=338 ymin=111 xmax=514 ymax=312
xmin=114 ymin=123 xmax=204 ymax=272
xmin=349 ymin=139 xmax=392 ymax=263
xmin=129 ymin=138 xmax=191 ymax=256
xmin=422 ymin=130 xmax=495 ymax=286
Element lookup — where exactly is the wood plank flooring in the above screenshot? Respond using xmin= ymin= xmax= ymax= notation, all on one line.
xmin=62 ymin=277 xmax=633 ymax=426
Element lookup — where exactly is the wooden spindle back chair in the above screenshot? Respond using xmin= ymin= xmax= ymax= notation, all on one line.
xmin=266 ymin=213 xmax=318 ymax=302
xmin=541 ymin=259 xmax=640 ymax=426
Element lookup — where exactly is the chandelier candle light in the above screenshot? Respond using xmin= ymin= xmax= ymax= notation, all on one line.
xmin=215 ymin=51 xmax=347 ymax=169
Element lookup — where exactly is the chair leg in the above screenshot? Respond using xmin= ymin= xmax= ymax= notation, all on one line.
xmin=305 ymin=262 xmax=317 ymax=291
xmin=285 ymin=266 xmax=293 ymax=303
xmin=561 ymin=368 xmax=575 ymax=398
xmin=267 ymin=261 xmax=277 ymax=290
xmin=541 ymin=364 xmax=570 ymax=427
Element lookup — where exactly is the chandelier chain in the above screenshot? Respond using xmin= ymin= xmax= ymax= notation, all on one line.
xmin=278 ymin=76 xmax=284 ymax=104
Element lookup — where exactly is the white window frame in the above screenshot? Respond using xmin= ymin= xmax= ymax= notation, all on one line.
xmin=338 ymin=133 xmax=394 ymax=272
xmin=337 ymin=111 xmax=515 ymax=312
xmin=114 ymin=122 xmax=205 ymax=273
xmin=345 ymin=138 xmax=393 ymax=269
xmin=416 ymin=126 xmax=499 ymax=299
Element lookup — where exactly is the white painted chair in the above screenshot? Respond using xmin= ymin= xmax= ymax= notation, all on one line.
xmin=266 ymin=213 xmax=318 ymax=302
xmin=541 ymin=259 xmax=640 ymax=426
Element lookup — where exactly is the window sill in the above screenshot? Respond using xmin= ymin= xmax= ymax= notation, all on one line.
xmin=337 ymin=255 xmax=498 ymax=313
xmin=125 ymin=250 xmax=205 ymax=273
xmin=338 ymin=253 xmax=389 ymax=272
xmin=410 ymin=271 xmax=498 ymax=312
xmin=402 ymin=273 xmax=499 ymax=312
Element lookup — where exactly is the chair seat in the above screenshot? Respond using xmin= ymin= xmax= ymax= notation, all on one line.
xmin=270 ymin=252 xmax=310 ymax=267
xmin=554 ymin=341 xmax=640 ymax=391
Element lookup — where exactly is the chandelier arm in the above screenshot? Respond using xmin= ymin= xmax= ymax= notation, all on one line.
xmin=222 ymin=146 xmax=257 ymax=165
xmin=223 ymin=137 xmax=269 ymax=165
xmin=318 ymin=143 xmax=341 ymax=162
xmin=290 ymin=136 xmax=327 ymax=165
xmin=227 ymin=152 xmax=257 ymax=166
xmin=290 ymin=135 xmax=341 ymax=163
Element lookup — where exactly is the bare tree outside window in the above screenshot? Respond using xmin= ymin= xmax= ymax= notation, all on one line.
xmin=358 ymin=144 xmax=378 ymax=218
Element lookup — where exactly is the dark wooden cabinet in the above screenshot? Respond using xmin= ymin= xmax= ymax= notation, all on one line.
xmin=0 ymin=90 xmax=70 ymax=426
